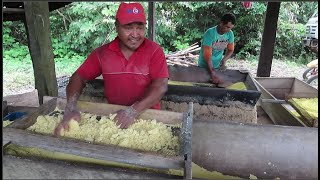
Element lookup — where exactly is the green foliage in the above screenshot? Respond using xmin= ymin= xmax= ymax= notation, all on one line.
xmin=280 ymin=2 xmax=318 ymax=24
xmin=274 ymin=3 xmax=318 ymax=64
xmin=233 ymin=2 xmax=267 ymax=59
xmin=49 ymin=2 xmax=120 ymax=55
xmin=3 ymin=22 xmax=30 ymax=63
xmin=3 ymin=23 xmax=15 ymax=46
xmin=274 ymin=22 xmax=305 ymax=57
xmin=155 ymin=2 xmax=268 ymax=55
xmin=3 ymin=1 xmax=319 ymax=67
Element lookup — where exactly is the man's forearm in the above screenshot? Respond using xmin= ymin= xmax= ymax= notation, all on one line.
xmin=131 ymin=78 xmax=168 ymax=114
xmin=221 ymin=50 xmax=234 ymax=63
xmin=205 ymin=58 xmax=215 ymax=75
xmin=65 ymin=72 xmax=87 ymax=111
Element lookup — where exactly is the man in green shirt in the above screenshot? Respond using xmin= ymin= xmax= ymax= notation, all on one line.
xmin=198 ymin=13 xmax=236 ymax=84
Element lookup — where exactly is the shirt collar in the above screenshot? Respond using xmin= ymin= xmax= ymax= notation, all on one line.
xmin=108 ymin=37 xmax=146 ymax=52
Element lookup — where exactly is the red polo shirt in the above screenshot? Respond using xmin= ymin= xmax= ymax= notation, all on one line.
xmin=76 ymin=37 xmax=168 ymax=109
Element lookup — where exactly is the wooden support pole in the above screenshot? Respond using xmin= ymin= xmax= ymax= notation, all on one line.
xmin=24 ymin=2 xmax=58 ymax=105
xmin=148 ymin=1 xmax=156 ymax=42
xmin=257 ymin=2 xmax=281 ymax=77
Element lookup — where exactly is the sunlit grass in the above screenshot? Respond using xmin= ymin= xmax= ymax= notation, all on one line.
xmin=3 ymin=57 xmax=83 ymax=96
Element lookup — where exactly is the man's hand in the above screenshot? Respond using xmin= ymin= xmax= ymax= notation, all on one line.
xmin=54 ymin=109 xmax=81 ymax=137
xmin=210 ymin=72 xmax=221 ymax=84
xmin=114 ymin=106 xmax=138 ymax=129
xmin=219 ymin=64 xmax=227 ymax=72
xmin=219 ymin=60 xmax=227 ymax=71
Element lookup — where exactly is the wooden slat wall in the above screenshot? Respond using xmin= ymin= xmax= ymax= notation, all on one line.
xmin=3 ymin=128 xmax=183 ymax=170
xmin=43 ymin=96 xmax=184 ymax=125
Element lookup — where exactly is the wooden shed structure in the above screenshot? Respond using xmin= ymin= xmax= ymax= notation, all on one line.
xmin=3 ymin=1 xmax=281 ymax=104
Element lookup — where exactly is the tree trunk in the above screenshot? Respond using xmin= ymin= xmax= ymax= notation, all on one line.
xmin=147 ymin=2 xmax=156 ymax=42
xmin=24 ymin=1 xmax=58 ymax=104
xmin=257 ymin=2 xmax=281 ymax=77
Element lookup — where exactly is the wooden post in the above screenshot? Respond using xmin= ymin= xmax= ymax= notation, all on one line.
xmin=148 ymin=2 xmax=156 ymax=42
xmin=256 ymin=2 xmax=281 ymax=77
xmin=24 ymin=2 xmax=58 ymax=105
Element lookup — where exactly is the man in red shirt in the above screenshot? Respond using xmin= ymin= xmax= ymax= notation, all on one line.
xmin=54 ymin=2 xmax=168 ymax=135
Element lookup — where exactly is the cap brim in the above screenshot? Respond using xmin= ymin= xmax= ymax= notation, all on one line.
xmin=118 ymin=18 xmax=146 ymax=25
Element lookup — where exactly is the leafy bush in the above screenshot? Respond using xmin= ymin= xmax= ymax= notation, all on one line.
xmin=50 ymin=2 xmax=120 ymax=55
xmin=3 ymin=2 xmax=318 ymax=65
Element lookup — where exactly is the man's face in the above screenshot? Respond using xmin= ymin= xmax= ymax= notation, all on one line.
xmin=219 ymin=22 xmax=235 ymax=34
xmin=116 ymin=22 xmax=146 ymax=51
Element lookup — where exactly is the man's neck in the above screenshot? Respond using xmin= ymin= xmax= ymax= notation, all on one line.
xmin=119 ymin=43 xmax=135 ymax=60
xmin=217 ymin=25 xmax=224 ymax=35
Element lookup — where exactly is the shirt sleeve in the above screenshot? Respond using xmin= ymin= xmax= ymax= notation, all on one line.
xmin=76 ymin=49 xmax=102 ymax=80
xmin=149 ymin=46 xmax=169 ymax=80
xmin=202 ymin=28 xmax=214 ymax=47
xmin=203 ymin=46 xmax=213 ymax=62
xmin=227 ymin=42 xmax=235 ymax=51
xmin=228 ymin=31 xmax=235 ymax=44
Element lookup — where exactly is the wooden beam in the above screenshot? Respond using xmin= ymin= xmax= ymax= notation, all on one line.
xmin=2 ymin=101 xmax=8 ymax=118
xmin=24 ymin=2 xmax=58 ymax=105
xmin=256 ymin=2 xmax=281 ymax=77
xmin=3 ymin=8 xmax=24 ymax=13
xmin=148 ymin=2 xmax=156 ymax=42
xmin=3 ymin=128 xmax=183 ymax=170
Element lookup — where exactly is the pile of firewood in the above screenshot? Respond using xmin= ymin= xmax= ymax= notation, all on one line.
xmin=165 ymin=43 xmax=200 ymax=67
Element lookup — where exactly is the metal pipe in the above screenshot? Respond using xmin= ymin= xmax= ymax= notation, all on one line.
xmin=192 ymin=120 xmax=318 ymax=179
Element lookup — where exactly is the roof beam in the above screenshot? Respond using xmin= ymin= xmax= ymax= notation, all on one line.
xmin=3 ymin=7 xmax=24 ymax=13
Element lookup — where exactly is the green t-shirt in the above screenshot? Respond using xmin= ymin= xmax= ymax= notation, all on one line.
xmin=198 ymin=26 xmax=234 ymax=68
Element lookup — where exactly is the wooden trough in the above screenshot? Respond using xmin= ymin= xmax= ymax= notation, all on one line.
xmin=254 ymin=77 xmax=318 ymax=127
xmin=3 ymin=96 xmax=193 ymax=179
xmin=166 ymin=65 xmax=261 ymax=107
xmin=77 ymin=66 xmax=261 ymax=124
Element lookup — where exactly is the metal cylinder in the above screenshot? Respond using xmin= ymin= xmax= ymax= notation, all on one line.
xmin=192 ymin=120 xmax=318 ymax=179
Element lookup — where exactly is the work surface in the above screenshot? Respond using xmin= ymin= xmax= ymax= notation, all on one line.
xmin=2 ymin=90 xmax=272 ymax=179
xmin=3 ymin=89 xmax=273 ymax=125
xmin=3 ymin=155 xmax=179 ymax=179
xmin=4 ymin=91 xmax=317 ymax=180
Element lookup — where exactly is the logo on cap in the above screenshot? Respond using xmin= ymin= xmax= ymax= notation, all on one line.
xmin=126 ymin=7 xmax=139 ymax=14
xmin=133 ymin=7 xmax=139 ymax=14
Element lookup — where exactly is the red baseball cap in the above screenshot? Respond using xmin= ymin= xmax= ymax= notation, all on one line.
xmin=116 ymin=2 xmax=147 ymax=25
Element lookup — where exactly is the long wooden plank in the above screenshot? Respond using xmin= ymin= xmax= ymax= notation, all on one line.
xmin=255 ymin=77 xmax=294 ymax=90
xmin=3 ymin=155 xmax=179 ymax=179
xmin=3 ymin=8 xmax=25 ymax=13
xmin=8 ymin=98 xmax=57 ymax=130
xmin=260 ymin=99 xmax=286 ymax=104
xmin=43 ymin=96 xmax=184 ymax=125
xmin=3 ymin=128 xmax=183 ymax=170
